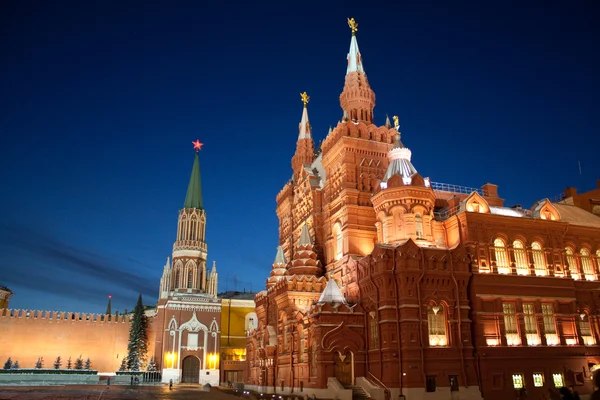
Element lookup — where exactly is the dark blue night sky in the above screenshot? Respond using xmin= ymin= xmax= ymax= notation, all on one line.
xmin=1 ymin=1 xmax=598 ymax=313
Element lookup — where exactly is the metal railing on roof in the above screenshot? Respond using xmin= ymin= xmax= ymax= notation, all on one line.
xmin=430 ymin=181 xmax=485 ymax=196
xmin=548 ymin=192 xmax=567 ymax=203
xmin=433 ymin=205 xmax=461 ymax=221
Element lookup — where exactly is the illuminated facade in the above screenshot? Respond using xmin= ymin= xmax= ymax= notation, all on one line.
xmin=220 ymin=291 xmax=257 ymax=384
xmin=246 ymin=18 xmax=600 ymax=400
xmin=0 ymin=286 xmax=12 ymax=309
xmin=154 ymin=147 xmax=221 ymax=385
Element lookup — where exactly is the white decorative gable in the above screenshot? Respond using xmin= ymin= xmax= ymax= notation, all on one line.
xmin=179 ymin=311 xmax=208 ymax=332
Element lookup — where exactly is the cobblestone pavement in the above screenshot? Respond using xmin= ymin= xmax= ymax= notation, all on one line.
xmin=0 ymin=385 xmax=242 ymax=400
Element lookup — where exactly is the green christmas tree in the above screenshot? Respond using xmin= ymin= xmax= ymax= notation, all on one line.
xmin=84 ymin=358 xmax=92 ymax=370
xmin=74 ymin=356 xmax=83 ymax=370
xmin=146 ymin=357 xmax=157 ymax=372
xmin=3 ymin=357 xmax=12 ymax=370
xmin=66 ymin=357 xmax=72 ymax=369
xmin=119 ymin=357 xmax=128 ymax=371
xmin=12 ymin=360 xmax=19 ymax=369
xmin=53 ymin=356 xmax=62 ymax=370
xmin=126 ymin=294 xmax=149 ymax=371
xmin=35 ymin=357 xmax=44 ymax=369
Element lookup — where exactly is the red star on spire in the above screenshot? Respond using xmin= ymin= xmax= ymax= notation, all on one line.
xmin=192 ymin=140 xmax=203 ymax=151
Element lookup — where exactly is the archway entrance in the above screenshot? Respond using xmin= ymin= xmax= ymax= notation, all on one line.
xmin=334 ymin=351 xmax=353 ymax=386
xmin=181 ymin=356 xmax=200 ymax=383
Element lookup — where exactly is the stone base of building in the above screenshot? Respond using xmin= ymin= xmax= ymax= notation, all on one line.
xmin=244 ymin=381 xmax=483 ymax=400
xmin=162 ymin=368 xmax=180 ymax=384
xmin=200 ymin=369 xmax=220 ymax=386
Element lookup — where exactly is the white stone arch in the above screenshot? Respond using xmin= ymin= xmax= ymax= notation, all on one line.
xmin=245 ymin=312 xmax=258 ymax=331
xmin=184 ymin=260 xmax=197 ymax=289
xmin=178 ymin=312 xmax=209 ymax=370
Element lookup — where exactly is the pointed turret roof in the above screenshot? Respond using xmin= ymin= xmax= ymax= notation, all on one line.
xmin=274 ymin=245 xmax=287 ymax=265
xmin=211 ymin=261 xmax=217 ymax=273
xmin=298 ymin=98 xmax=311 ymax=140
xmin=382 ymin=122 xmax=417 ymax=183
xmin=317 ymin=278 xmax=347 ymax=304
xmin=346 ymin=30 xmax=365 ymax=75
xmin=299 ymin=224 xmax=312 ymax=246
xmin=385 ymin=114 xmax=391 ymax=128
xmin=184 ymin=151 xmax=203 ymax=209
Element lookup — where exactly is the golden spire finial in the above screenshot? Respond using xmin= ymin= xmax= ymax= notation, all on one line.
xmin=300 ymin=92 xmax=310 ymax=107
xmin=393 ymin=115 xmax=399 ymax=128
xmin=348 ymin=18 xmax=358 ymax=35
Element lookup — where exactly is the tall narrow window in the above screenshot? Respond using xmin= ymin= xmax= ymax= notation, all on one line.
xmin=174 ymin=271 xmax=180 ymax=288
xmin=533 ymin=373 xmax=544 ymax=387
xmin=190 ymin=218 xmax=196 ymax=240
xmin=552 ymin=374 xmax=564 ymax=388
xmin=512 ymin=374 xmax=524 ymax=389
xmin=532 ymin=242 xmax=547 ymax=276
xmin=427 ymin=304 xmax=447 ymax=346
xmin=494 ymin=239 xmax=510 ymax=274
xmin=299 ymin=329 xmax=305 ymax=362
xmin=513 ymin=240 xmax=529 ymax=275
xmin=334 ymin=223 xmax=343 ymax=261
xmin=580 ymin=249 xmax=595 ymax=281
xmin=187 ymin=270 xmax=193 ymax=288
xmin=415 ymin=214 xmax=423 ymax=238
xmin=565 ymin=248 xmax=579 ymax=280
xmin=369 ymin=315 xmax=379 ymax=349
xmin=523 ymin=303 xmax=540 ymax=346
xmin=502 ymin=303 xmax=521 ymax=345
xmin=579 ymin=314 xmax=595 ymax=345
xmin=542 ymin=303 xmax=559 ymax=345
xmin=284 ymin=326 xmax=289 ymax=352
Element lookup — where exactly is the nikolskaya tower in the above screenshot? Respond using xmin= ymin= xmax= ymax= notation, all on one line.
xmin=154 ymin=140 xmax=221 ymax=385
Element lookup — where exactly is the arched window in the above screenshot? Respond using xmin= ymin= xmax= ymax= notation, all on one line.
xmin=187 ymin=270 xmax=193 ymax=288
xmin=427 ymin=304 xmax=447 ymax=346
xmin=333 ymin=222 xmax=343 ymax=261
xmin=579 ymin=313 xmax=595 ymax=345
xmin=415 ymin=213 xmax=423 ymax=239
xmin=565 ymin=248 xmax=579 ymax=280
xmin=494 ymin=238 xmax=510 ymax=274
xmin=174 ymin=270 xmax=180 ymax=289
xmin=513 ymin=240 xmax=529 ymax=275
xmin=531 ymin=242 xmax=547 ymax=276
xmin=581 ymin=249 xmax=595 ymax=281
xmin=190 ymin=218 xmax=196 ymax=240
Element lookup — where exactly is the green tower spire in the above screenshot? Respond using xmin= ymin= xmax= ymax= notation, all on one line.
xmin=184 ymin=149 xmax=203 ymax=209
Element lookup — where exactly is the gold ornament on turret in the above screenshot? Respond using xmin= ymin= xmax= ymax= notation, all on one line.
xmin=300 ymin=92 xmax=310 ymax=107
xmin=348 ymin=18 xmax=358 ymax=35
xmin=393 ymin=115 xmax=400 ymax=128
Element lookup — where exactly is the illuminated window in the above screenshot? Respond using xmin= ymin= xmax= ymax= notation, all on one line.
xmin=565 ymin=248 xmax=580 ymax=280
xmin=532 ymin=242 xmax=547 ymax=276
xmin=369 ymin=315 xmax=379 ymax=349
xmin=542 ymin=303 xmax=559 ymax=345
xmin=580 ymin=249 xmax=596 ymax=281
xmin=503 ymin=303 xmax=521 ymax=345
xmin=334 ymin=222 xmax=343 ymax=260
xmin=533 ymin=373 xmax=544 ymax=387
xmin=494 ymin=239 xmax=510 ymax=274
xmin=512 ymin=374 xmax=524 ymax=389
xmin=579 ymin=314 xmax=595 ymax=345
xmin=428 ymin=304 xmax=447 ymax=346
xmin=523 ymin=303 xmax=540 ymax=346
xmin=513 ymin=240 xmax=529 ymax=275
xmin=552 ymin=373 xmax=564 ymax=388
xmin=415 ymin=214 xmax=423 ymax=238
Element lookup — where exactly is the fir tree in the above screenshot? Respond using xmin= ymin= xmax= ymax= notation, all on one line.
xmin=12 ymin=360 xmax=19 ymax=369
xmin=3 ymin=357 xmax=12 ymax=370
xmin=84 ymin=358 xmax=91 ymax=370
xmin=66 ymin=357 xmax=72 ymax=370
xmin=53 ymin=356 xmax=62 ymax=370
xmin=35 ymin=357 xmax=44 ymax=369
xmin=119 ymin=357 xmax=127 ymax=371
xmin=126 ymin=294 xmax=149 ymax=371
xmin=146 ymin=357 xmax=157 ymax=372
xmin=74 ymin=356 xmax=83 ymax=370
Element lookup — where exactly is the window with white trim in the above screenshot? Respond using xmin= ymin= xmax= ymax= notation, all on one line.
xmin=503 ymin=303 xmax=520 ymax=345
xmin=523 ymin=303 xmax=540 ymax=346
xmin=494 ymin=239 xmax=510 ymax=274
xmin=581 ymin=249 xmax=595 ymax=281
xmin=531 ymin=242 xmax=547 ymax=276
xmin=579 ymin=314 xmax=595 ymax=345
xmin=513 ymin=240 xmax=529 ymax=275
xmin=542 ymin=303 xmax=559 ymax=345
xmin=565 ymin=248 xmax=580 ymax=280
xmin=415 ymin=213 xmax=423 ymax=238
xmin=427 ymin=304 xmax=447 ymax=346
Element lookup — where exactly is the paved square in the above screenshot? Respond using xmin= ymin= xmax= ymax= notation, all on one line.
xmin=0 ymin=385 xmax=241 ymax=399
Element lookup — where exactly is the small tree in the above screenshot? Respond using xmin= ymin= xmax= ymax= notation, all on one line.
xmin=3 ymin=357 xmax=12 ymax=370
xmin=146 ymin=357 xmax=157 ymax=372
xmin=35 ymin=357 xmax=44 ymax=369
xmin=119 ymin=357 xmax=127 ymax=371
xmin=74 ymin=356 xmax=83 ymax=370
xmin=84 ymin=358 xmax=91 ymax=370
xmin=53 ymin=356 xmax=62 ymax=370
xmin=66 ymin=357 xmax=72 ymax=369
xmin=12 ymin=360 xmax=19 ymax=369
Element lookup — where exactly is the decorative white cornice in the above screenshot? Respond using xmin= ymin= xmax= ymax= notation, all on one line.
xmin=166 ymin=303 xmax=221 ymax=312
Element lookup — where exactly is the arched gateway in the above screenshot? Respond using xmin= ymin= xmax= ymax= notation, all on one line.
xmin=181 ymin=356 xmax=200 ymax=383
